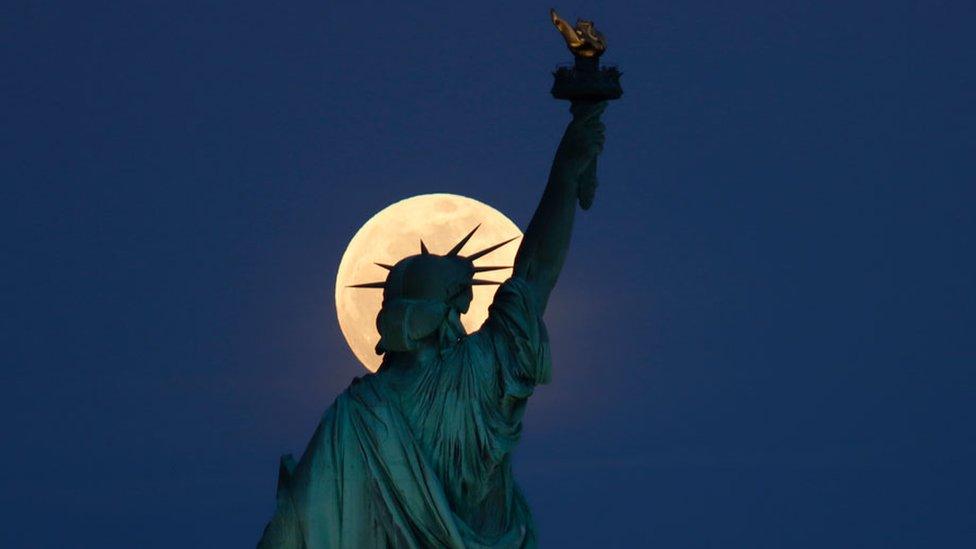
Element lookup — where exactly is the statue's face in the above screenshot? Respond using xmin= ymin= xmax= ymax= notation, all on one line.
xmin=448 ymin=283 xmax=474 ymax=315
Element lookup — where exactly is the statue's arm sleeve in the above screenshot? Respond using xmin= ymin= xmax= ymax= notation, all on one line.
xmin=483 ymin=276 xmax=552 ymax=400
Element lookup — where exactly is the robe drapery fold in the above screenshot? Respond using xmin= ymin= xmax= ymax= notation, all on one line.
xmin=258 ymin=277 xmax=551 ymax=548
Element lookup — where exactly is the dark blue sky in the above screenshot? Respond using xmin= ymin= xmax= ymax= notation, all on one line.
xmin=4 ymin=1 xmax=975 ymax=547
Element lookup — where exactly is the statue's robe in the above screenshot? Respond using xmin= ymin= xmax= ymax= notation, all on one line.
xmin=258 ymin=277 xmax=551 ymax=548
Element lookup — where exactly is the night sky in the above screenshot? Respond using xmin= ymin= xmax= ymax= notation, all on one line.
xmin=4 ymin=1 xmax=975 ymax=547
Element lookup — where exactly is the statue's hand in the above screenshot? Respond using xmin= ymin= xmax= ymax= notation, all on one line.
xmin=560 ymin=102 xmax=606 ymax=168
xmin=578 ymin=158 xmax=598 ymax=210
xmin=556 ymin=101 xmax=607 ymax=209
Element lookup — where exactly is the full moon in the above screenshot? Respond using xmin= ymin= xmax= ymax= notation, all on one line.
xmin=335 ymin=193 xmax=523 ymax=371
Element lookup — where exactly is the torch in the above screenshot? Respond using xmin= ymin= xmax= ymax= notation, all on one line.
xmin=550 ymin=8 xmax=622 ymax=209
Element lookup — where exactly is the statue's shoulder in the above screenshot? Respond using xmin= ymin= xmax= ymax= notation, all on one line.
xmin=332 ymin=372 xmax=392 ymax=412
xmin=489 ymin=277 xmax=541 ymax=316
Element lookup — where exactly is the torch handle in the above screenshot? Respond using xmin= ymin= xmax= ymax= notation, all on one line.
xmin=570 ymin=100 xmax=606 ymax=211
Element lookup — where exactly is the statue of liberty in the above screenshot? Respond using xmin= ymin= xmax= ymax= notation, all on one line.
xmin=258 ymin=11 xmax=620 ymax=548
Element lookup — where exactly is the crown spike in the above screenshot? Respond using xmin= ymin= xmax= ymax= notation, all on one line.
xmin=420 ymin=239 xmax=430 ymax=254
xmin=471 ymin=279 xmax=503 ymax=286
xmin=375 ymin=262 xmax=394 ymax=271
xmin=464 ymin=236 xmax=520 ymax=262
xmin=347 ymin=281 xmax=387 ymax=289
xmin=447 ymin=224 xmax=481 ymax=256
xmin=472 ymin=265 xmax=513 ymax=273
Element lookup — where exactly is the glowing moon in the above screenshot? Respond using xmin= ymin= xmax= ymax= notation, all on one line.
xmin=335 ymin=193 xmax=522 ymax=371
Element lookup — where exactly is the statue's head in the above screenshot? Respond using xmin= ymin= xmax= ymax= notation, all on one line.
xmin=348 ymin=225 xmax=517 ymax=357
xmin=382 ymin=253 xmax=477 ymax=314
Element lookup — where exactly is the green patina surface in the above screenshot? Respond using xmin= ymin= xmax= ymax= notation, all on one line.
xmin=258 ymin=100 xmax=609 ymax=548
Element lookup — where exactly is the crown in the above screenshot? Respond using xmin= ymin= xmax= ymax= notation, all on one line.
xmin=347 ymin=224 xmax=518 ymax=289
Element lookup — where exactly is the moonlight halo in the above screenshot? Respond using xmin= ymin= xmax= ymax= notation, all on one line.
xmin=335 ymin=193 xmax=522 ymax=371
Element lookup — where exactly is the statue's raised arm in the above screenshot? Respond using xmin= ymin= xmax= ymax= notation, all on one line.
xmin=513 ymin=101 xmax=607 ymax=313
xmin=513 ymin=9 xmax=621 ymax=314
